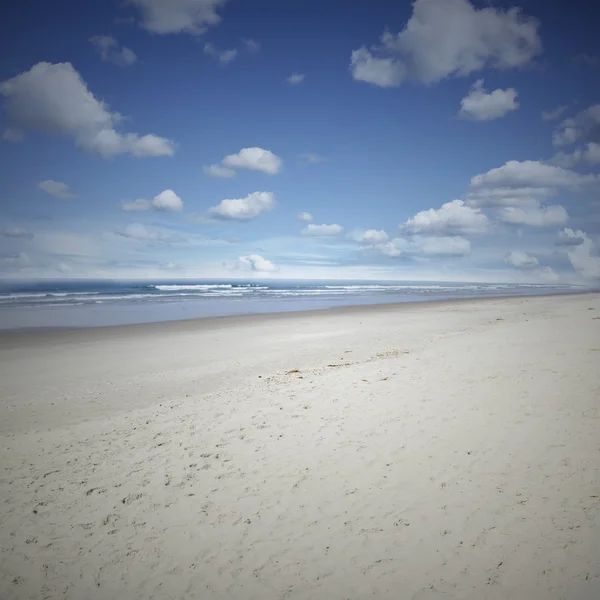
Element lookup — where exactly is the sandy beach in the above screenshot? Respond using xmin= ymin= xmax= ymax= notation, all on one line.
xmin=1 ymin=293 xmax=599 ymax=600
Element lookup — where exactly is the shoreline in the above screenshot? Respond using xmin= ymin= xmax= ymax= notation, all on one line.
xmin=1 ymin=287 xmax=597 ymax=339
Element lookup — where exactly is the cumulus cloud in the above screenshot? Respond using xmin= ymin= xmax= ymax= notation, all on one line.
xmin=351 ymin=229 xmax=389 ymax=244
xmin=350 ymin=0 xmax=541 ymax=87
xmin=496 ymin=204 xmax=569 ymax=228
xmin=557 ymin=228 xmax=585 ymax=246
xmin=374 ymin=241 xmax=404 ymax=257
xmin=471 ymin=160 xmax=596 ymax=190
xmin=37 ymin=180 xmax=75 ymax=199
xmin=212 ymin=147 xmax=283 ymax=175
xmin=402 ymin=200 xmax=489 ymax=235
xmin=350 ymin=48 xmax=406 ymax=88
xmin=0 ymin=62 xmax=175 ymax=158
xmin=0 ymin=227 xmax=33 ymax=239
xmin=504 ymin=250 xmax=539 ymax=269
xmin=204 ymin=43 xmax=238 ymax=65
xmin=207 ymin=191 xmax=275 ymax=221
xmin=545 ymin=149 xmax=583 ymax=169
xmin=557 ymin=229 xmax=600 ymax=280
xmin=301 ymin=223 xmax=344 ymax=236
xmin=466 ymin=186 xmax=550 ymax=208
xmin=121 ymin=189 xmax=183 ymax=212
xmin=553 ymin=104 xmax=600 ymax=146
xmin=467 ymin=160 xmax=599 ymax=217
xmin=458 ymin=79 xmax=518 ymax=121
xmin=286 ymin=73 xmax=305 ymax=84
xmin=203 ymin=164 xmax=236 ymax=178
xmin=228 ymin=254 xmax=277 ymax=272
xmin=584 ymin=142 xmax=600 ymax=164
xmin=90 ymin=36 xmax=137 ymax=66
xmin=541 ymin=105 xmax=567 ymax=121
xmin=468 ymin=160 xmax=598 ymax=208
xmin=130 ymin=0 xmax=227 ymax=35
xmin=548 ymin=142 xmax=600 ymax=168
xmin=297 ymin=212 xmax=313 ymax=222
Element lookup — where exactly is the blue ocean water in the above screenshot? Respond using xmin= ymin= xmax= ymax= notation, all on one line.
xmin=0 ymin=279 xmax=590 ymax=330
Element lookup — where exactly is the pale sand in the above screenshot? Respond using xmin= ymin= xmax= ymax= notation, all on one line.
xmin=1 ymin=294 xmax=599 ymax=600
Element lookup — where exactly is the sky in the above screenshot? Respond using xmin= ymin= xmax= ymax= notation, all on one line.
xmin=1 ymin=0 xmax=600 ymax=283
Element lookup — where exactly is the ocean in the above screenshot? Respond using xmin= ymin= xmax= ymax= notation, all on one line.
xmin=0 ymin=279 xmax=591 ymax=330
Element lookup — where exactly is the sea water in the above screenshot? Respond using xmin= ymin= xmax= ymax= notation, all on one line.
xmin=0 ymin=279 xmax=590 ymax=330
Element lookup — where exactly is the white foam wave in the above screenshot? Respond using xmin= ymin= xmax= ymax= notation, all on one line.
xmin=152 ymin=284 xmax=234 ymax=291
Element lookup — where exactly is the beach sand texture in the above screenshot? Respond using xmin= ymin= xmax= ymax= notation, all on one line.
xmin=1 ymin=293 xmax=599 ymax=600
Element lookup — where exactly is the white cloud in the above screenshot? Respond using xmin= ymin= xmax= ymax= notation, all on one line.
xmin=56 ymin=262 xmax=73 ymax=274
xmin=297 ymin=212 xmax=313 ymax=222
xmin=470 ymin=160 xmax=597 ymax=191
xmin=121 ymin=189 xmax=183 ymax=212
xmin=403 ymin=200 xmax=489 ymax=235
xmin=350 ymin=0 xmax=541 ymax=87
xmin=203 ymin=164 xmax=236 ymax=178
xmin=0 ymin=227 xmax=33 ymax=239
xmin=375 ymin=241 xmax=404 ymax=257
xmin=351 ymin=229 xmax=389 ymax=244
xmin=547 ymin=142 xmax=600 ymax=168
xmin=416 ymin=235 xmax=471 ymax=256
xmin=301 ymin=223 xmax=343 ymax=236
xmin=466 ymin=186 xmax=550 ymax=208
xmin=367 ymin=235 xmax=471 ymax=257
xmin=300 ymin=153 xmax=327 ymax=164
xmin=90 ymin=35 xmax=137 ymax=66
xmin=286 ymin=73 xmax=305 ymax=84
xmin=204 ymin=43 xmax=238 ymax=65
xmin=468 ymin=160 xmax=598 ymax=212
xmin=242 ymin=38 xmax=260 ymax=53
xmin=546 ymin=149 xmax=582 ymax=169
xmin=2 ymin=128 xmax=23 ymax=142
xmin=350 ymin=48 xmax=406 ymax=88
xmin=458 ymin=79 xmax=518 ymax=121
xmin=119 ymin=223 xmax=186 ymax=244
xmin=504 ymin=250 xmax=539 ymax=269
xmin=541 ymin=105 xmax=567 ymax=121
xmin=496 ymin=204 xmax=569 ymax=227
xmin=583 ymin=142 xmax=600 ymax=164
xmin=221 ymin=147 xmax=282 ymax=175
xmin=0 ymin=62 xmax=175 ymax=158
xmin=504 ymin=251 xmax=559 ymax=282
xmin=228 ymin=254 xmax=277 ymax=273
xmin=553 ymin=104 xmax=600 ymax=146
xmin=557 ymin=228 xmax=585 ymax=246
xmin=130 ymin=0 xmax=227 ymax=35
xmin=37 ymin=180 xmax=75 ymax=199
xmin=207 ymin=191 xmax=275 ymax=221
xmin=127 ymin=134 xmax=175 ymax=157
xmin=557 ymin=229 xmax=600 ymax=280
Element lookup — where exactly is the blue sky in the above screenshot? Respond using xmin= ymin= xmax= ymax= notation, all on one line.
xmin=1 ymin=0 xmax=599 ymax=282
